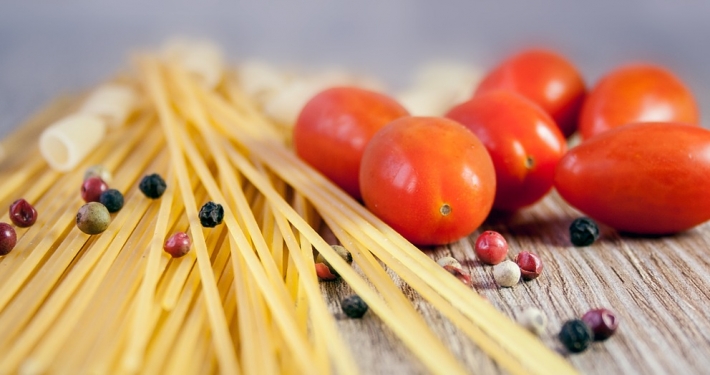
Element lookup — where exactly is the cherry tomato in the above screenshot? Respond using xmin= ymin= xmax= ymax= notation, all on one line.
xmin=554 ymin=123 xmax=710 ymax=234
xmin=475 ymin=49 xmax=586 ymax=137
xmin=359 ymin=117 xmax=496 ymax=246
xmin=578 ymin=64 xmax=699 ymax=140
xmin=293 ymin=86 xmax=409 ymax=200
xmin=446 ymin=91 xmax=567 ymax=211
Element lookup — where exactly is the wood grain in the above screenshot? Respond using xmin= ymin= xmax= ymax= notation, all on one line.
xmin=320 ymin=192 xmax=710 ymax=374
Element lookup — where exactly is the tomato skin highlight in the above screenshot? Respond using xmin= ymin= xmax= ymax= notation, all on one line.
xmin=475 ymin=49 xmax=586 ymax=138
xmin=554 ymin=123 xmax=710 ymax=234
xmin=447 ymin=92 xmax=566 ymax=211
xmin=359 ymin=117 xmax=496 ymax=246
xmin=578 ymin=64 xmax=699 ymax=140
xmin=293 ymin=87 xmax=409 ymax=200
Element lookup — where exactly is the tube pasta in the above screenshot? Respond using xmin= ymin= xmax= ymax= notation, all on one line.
xmin=39 ymin=113 xmax=106 ymax=171
xmin=79 ymin=83 xmax=138 ymax=127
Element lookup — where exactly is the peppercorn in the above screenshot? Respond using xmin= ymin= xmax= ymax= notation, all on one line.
xmin=84 ymin=165 xmax=112 ymax=184
xmin=341 ymin=295 xmax=368 ymax=318
xmin=558 ymin=319 xmax=593 ymax=353
xmin=569 ymin=217 xmax=600 ymax=246
xmin=139 ymin=173 xmax=167 ymax=199
xmin=315 ymin=245 xmax=352 ymax=279
xmin=76 ymin=202 xmax=111 ymax=235
xmin=99 ymin=189 xmax=124 ymax=213
xmin=515 ymin=251 xmax=543 ymax=280
xmin=493 ymin=260 xmax=520 ymax=287
xmin=437 ymin=256 xmax=473 ymax=287
xmin=315 ymin=263 xmax=338 ymax=281
xmin=81 ymin=176 xmax=109 ymax=203
xmin=9 ymin=199 xmax=37 ymax=227
xmin=582 ymin=308 xmax=619 ymax=341
xmin=519 ymin=307 xmax=547 ymax=336
xmin=475 ymin=230 xmax=508 ymax=265
xmin=0 ymin=222 xmax=17 ymax=256
xmin=164 ymin=232 xmax=191 ymax=258
xmin=199 ymin=201 xmax=224 ymax=227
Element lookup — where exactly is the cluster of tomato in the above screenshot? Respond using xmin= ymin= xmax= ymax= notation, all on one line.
xmin=293 ymin=49 xmax=710 ymax=246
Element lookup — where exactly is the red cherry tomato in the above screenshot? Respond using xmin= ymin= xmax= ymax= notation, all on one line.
xmin=554 ymin=123 xmax=710 ymax=234
xmin=475 ymin=49 xmax=586 ymax=137
xmin=359 ymin=117 xmax=496 ymax=246
xmin=293 ymin=87 xmax=409 ymax=200
xmin=579 ymin=64 xmax=699 ymax=140
xmin=446 ymin=91 xmax=567 ymax=211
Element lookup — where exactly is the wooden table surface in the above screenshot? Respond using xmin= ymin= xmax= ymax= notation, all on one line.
xmin=323 ymin=192 xmax=710 ymax=374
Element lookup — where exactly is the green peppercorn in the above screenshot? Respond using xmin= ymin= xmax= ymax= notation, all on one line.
xmin=99 ymin=189 xmax=124 ymax=213
xmin=199 ymin=201 xmax=224 ymax=227
xmin=569 ymin=217 xmax=600 ymax=246
xmin=76 ymin=202 xmax=111 ymax=235
xmin=139 ymin=173 xmax=167 ymax=199
xmin=558 ymin=319 xmax=593 ymax=353
xmin=341 ymin=295 xmax=368 ymax=318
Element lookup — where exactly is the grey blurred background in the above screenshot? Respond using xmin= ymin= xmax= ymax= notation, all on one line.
xmin=2 ymin=1 xmax=710 ymax=137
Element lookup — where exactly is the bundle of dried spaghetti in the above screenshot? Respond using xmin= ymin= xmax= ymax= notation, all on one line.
xmin=0 ymin=47 xmax=578 ymax=375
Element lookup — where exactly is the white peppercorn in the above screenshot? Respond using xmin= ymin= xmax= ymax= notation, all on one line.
xmin=493 ymin=260 xmax=520 ymax=287
xmin=519 ymin=307 xmax=547 ymax=335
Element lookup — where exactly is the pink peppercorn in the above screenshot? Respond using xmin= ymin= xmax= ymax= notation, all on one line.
xmin=81 ymin=177 xmax=109 ymax=203
xmin=163 ymin=232 xmax=191 ymax=258
xmin=474 ymin=231 xmax=508 ymax=265
xmin=0 ymin=223 xmax=17 ymax=255
xmin=9 ymin=199 xmax=37 ymax=227
xmin=515 ymin=251 xmax=544 ymax=280
xmin=582 ymin=308 xmax=619 ymax=341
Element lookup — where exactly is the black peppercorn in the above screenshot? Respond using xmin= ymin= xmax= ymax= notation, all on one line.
xmin=558 ymin=319 xmax=593 ymax=353
xmin=99 ymin=189 xmax=124 ymax=213
xmin=139 ymin=173 xmax=167 ymax=199
xmin=199 ymin=201 xmax=224 ymax=227
xmin=569 ymin=217 xmax=600 ymax=246
xmin=341 ymin=295 xmax=368 ymax=318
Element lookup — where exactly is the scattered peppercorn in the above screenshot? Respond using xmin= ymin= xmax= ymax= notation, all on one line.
xmin=199 ymin=201 xmax=224 ymax=227
xmin=163 ymin=232 xmax=192 ymax=258
xmin=437 ymin=256 xmax=473 ymax=287
xmin=76 ymin=202 xmax=111 ymax=235
xmin=9 ymin=199 xmax=37 ymax=227
xmin=493 ymin=260 xmax=520 ymax=287
xmin=315 ymin=263 xmax=338 ymax=281
xmin=515 ymin=251 xmax=544 ymax=281
xmin=341 ymin=295 xmax=368 ymax=318
xmin=315 ymin=245 xmax=352 ymax=279
xmin=582 ymin=308 xmax=619 ymax=341
xmin=81 ymin=176 xmax=109 ymax=203
xmin=84 ymin=165 xmax=112 ymax=184
xmin=558 ymin=319 xmax=593 ymax=353
xmin=475 ymin=231 xmax=508 ymax=265
xmin=139 ymin=173 xmax=167 ymax=199
xmin=519 ymin=307 xmax=547 ymax=335
xmin=569 ymin=217 xmax=600 ymax=246
xmin=0 ymin=222 xmax=17 ymax=256
xmin=99 ymin=189 xmax=124 ymax=213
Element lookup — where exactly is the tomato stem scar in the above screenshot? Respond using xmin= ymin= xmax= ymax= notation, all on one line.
xmin=440 ymin=204 xmax=452 ymax=216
